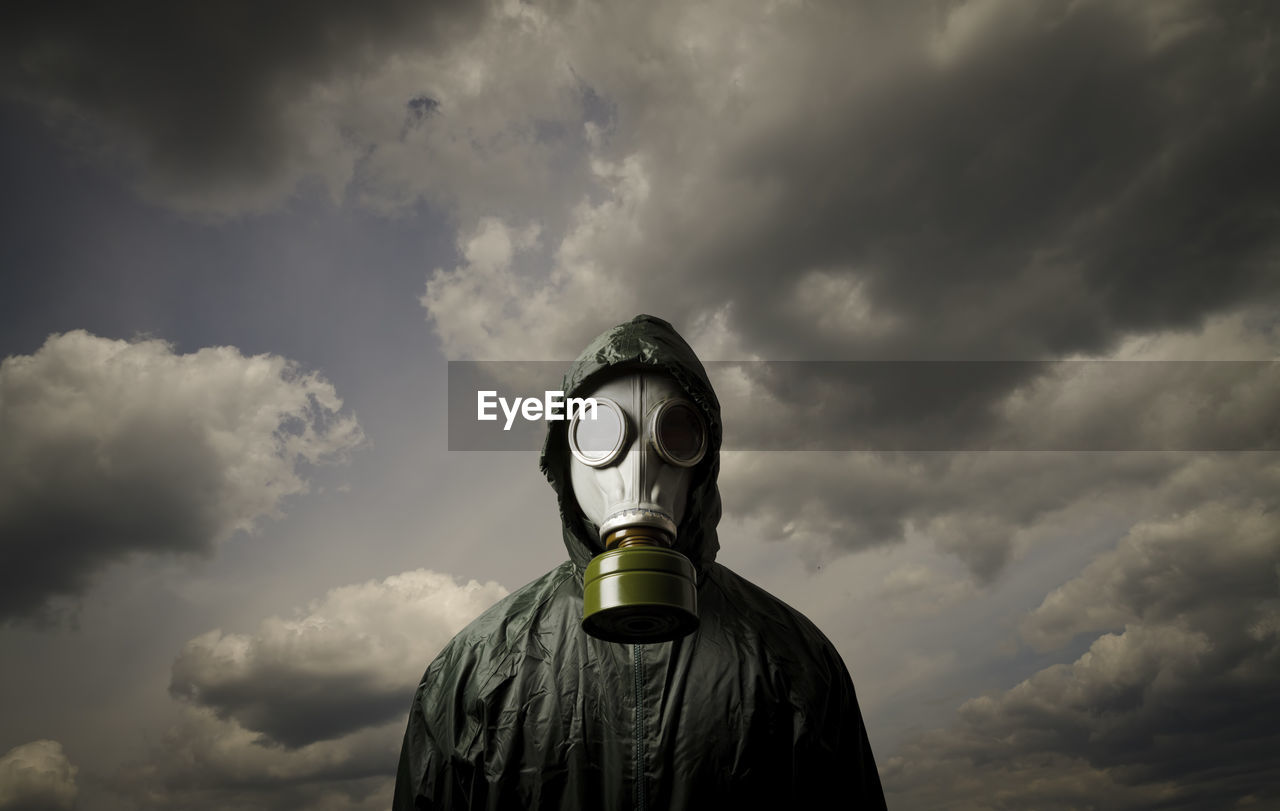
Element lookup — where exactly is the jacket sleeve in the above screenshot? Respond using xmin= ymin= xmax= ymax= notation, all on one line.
xmin=828 ymin=657 xmax=888 ymax=810
xmin=791 ymin=642 xmax=887 ymax=810
xmin=392 ymin=670 xmax=486 ymax=810
xmin=393 ymin=681 xmax=444 ymax=810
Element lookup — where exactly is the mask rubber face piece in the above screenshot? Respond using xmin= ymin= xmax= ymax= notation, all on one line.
xmin=568 ymin=372 xmax=705 ymax=644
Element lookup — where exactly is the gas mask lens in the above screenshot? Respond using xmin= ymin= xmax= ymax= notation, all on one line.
xmin=568 ymin=397 xmax=628 ymax=467
xmin=649 ymin=400 xmax=706 ymax=467
xmin=568 ymin=396 xmax=707 ymax=469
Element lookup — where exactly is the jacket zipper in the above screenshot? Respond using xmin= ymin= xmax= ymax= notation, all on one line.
xmin=632 ymin=643 xmax=647 ymax=811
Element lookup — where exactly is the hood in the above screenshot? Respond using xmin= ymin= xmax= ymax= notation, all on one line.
xmin=540 ymin=314 xmax=723 ymax=577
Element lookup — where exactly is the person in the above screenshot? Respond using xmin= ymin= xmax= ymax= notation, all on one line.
xmin=394 ymin=314 xmax=886 ymax=810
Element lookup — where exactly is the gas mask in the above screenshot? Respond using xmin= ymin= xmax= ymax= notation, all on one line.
xmin=568 ymin=371 xmax=707 ymax=644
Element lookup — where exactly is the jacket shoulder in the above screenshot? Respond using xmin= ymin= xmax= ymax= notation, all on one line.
xmin=705 ymin=562 xmax=843 ymax=658
xmin=395 ymin=564 xmax=582 ymax=808
xmin=416 ymin=561 xmax=578 ymax=690
xmin=700 ymin=564 xmax=886 ymax=806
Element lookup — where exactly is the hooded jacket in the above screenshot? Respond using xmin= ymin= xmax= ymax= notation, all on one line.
xmin=394 ymin=315 xmax=886 ymax=810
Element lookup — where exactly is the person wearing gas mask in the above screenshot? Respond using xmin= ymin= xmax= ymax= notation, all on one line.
xmin=394 ymin=315 xmax=886 ymax=810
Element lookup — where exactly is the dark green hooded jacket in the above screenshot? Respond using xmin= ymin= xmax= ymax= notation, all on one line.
xmin=394 ymin=315 xmax=886 ymax=810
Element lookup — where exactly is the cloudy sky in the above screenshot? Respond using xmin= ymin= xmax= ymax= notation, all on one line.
xmin=2 ymin=1 xmax=1278 ymax=808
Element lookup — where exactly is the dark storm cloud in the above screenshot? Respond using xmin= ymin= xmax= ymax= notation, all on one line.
xmin=880 ymin=455 xmax=1280 ymax=809
xmin=0 ymin=0 xmax=485 ymax=213
xmin=427 ymin=2 xmax=1277 ymax=357
xmin=677 ymin=1 xmax=1280 ymax=361
xmin=111 ymin=711 xmax=398 ymax=811
xmin=170 ymin=670 xmax=409 ymax=750
xmin=169 ymin=570 xmax=506 ymax=748
xmin=0 ymin=331 xmax=364 ymax=622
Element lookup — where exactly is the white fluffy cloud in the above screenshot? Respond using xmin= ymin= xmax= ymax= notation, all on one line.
xmin=421 ymin=154 xmax=652 ymax=361
xmin=114 ymin=568 xmax=507 ymax=808
xmin=170 ymin=569 xmax=508 ymax=747
xmin=0 ymin=740 xmax=77 ymax=811
xmin=0 ymin=331 xmax=364 ymax=621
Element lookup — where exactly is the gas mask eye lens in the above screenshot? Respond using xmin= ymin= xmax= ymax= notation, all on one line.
xmin=650 ymin=400 xmax=706 ymax=467
xmin=568 ymin=397 xmax=628 ymax=467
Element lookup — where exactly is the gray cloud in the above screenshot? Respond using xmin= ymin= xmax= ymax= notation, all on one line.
xmin=169 ymin=569 xmax=507 ymax=747
xmin=115 ymin=568 xmax=507 ymax=808
xmin=707 ymin=357 xmax=1280 ymax=452
xmin=718 ymin=2 xmax=1280 ymax=359
xmin=112 ymin=709 xmax=398 ymax=811
xmin=414 ymin=0 xmax=1280 ymax=582
xmin=0 ymin=0 xmax=487 ymax=214
xmin=874 ymin=563 xmax=977 ymax=621
xmin=881 ymin=456 xmax=1280 ymax=809
xmin=721 ymin=450 xmax=1190 ymax=579
xmin=0 ymin=0 xmax=606 ymax=221
xmin=716 ymin=315 xmax=1279 ymax=579
xmin=423 ymin=1 xmax=1280 ymax=362
xmin=0 ymin=740 xmax=77 ymax=811
xmin=0 ymin=331 xmax=364 ymax=622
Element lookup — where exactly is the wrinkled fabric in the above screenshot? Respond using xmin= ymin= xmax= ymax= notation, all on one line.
xmin=394 ymin=315 xmax=887 ymax=810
